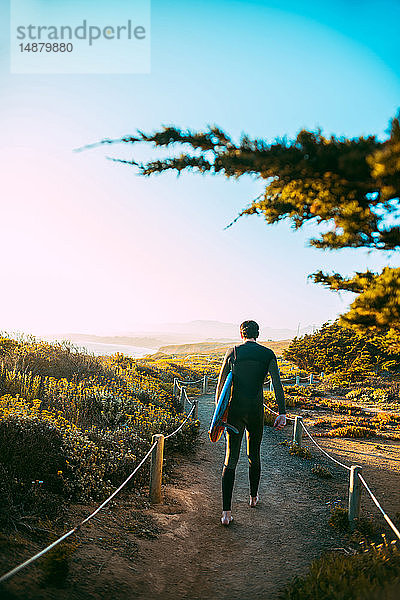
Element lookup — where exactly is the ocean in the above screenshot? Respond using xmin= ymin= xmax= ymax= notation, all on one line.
xmin=72 ymin=341 xmax=156 ymax=358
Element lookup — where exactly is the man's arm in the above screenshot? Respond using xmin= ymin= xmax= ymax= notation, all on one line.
xmin=215 ymin=348 xmax=232 ymax=405
xmin=268 ymin=357 xmax=286 ymax=429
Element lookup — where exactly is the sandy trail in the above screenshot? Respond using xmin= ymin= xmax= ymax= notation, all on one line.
xmin=126 ymin=393 xmax=349 ymax=600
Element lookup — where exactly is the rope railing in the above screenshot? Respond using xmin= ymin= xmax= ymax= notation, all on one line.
xmin=176 ymin=371 xmax=323 ymax=391
xmin=358 ymin=474 xmax=400 ymax=541
xmin=173 ymin=374 xmax=209 ymax=400
xmin=0 ymin=441 xmax=157 ymax=584
xmin=164 ymin=402 xmax=196 ymax=439
xmin=0 ymin=384 xmax=198 ymax=584
xmin=263 ymin=402 xmax=295 ymax=422
xmin=264 ymin=401 xmax=399 ymax=541
xmin=3 ymin=366 xmax=398 ymax=584
xmin=179 ymin=370 xmax=398 ymax=544
xmin=185 ymin=370 xmax=400 ymax=545
xmin=176 ymin=377 xmax=204 ymax=385
xmin=300 ymin=421 xmax=351 ymax=471
xmin=265 ymin=374 xmax=321 ymax=386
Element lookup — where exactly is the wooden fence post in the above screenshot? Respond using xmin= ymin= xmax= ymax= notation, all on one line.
xmin=202 ymin=374 xmax=208 ymax=395
xmin=309 ymin=373 xmax=314 ymax=385
xmin=295 ymin=374 xmax=300 ymax=385
xmin=293 ymin=416 xmax=303 ymax=447
xmin=269 ymin=379 xmax=274 ymax=392
xmin=173 ymin=378 xmax=178 ymax=398
xmin=149 ymin=434 xmax=165 ymax=504
xmin=348 ymin=465 xmax=362 ymax=528
xmin=194 ymin=399 xmax=198 ymax=420
xmin=179 ymin=385 xmax=185 ymax=410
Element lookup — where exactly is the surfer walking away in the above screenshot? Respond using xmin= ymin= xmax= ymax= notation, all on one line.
xmin=215 ymin=320 xmax=286 ymax=526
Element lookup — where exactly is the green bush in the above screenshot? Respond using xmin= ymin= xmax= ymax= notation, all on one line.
xmin=0 ymin=416 xmax=67 ymax=527
xmin=0 ymin=334 xmax=201 ymax=537
xmin=346 ymin=387 xmax=392 ymax=405
xmin=0 ymin=335 xmax=105 ymax=380
xmin=264 ymin=408 xmax=277 ymax=426
xmin=283 ymin=321 xmax=400 ymax=377
xmin=328 ymin=506 xmax=349 ymax=532
xmin=318 ymin=425 xmax=374 ymax=439
xmin=311 ymin=464 xmax=332 ymax=479
xmin=280 ymin=542 xmax=400 ymax=600
xmin=280 ymin=440 xmax=312 ymax=459
xmin=284 ymin=385 xmax=313 ymax=397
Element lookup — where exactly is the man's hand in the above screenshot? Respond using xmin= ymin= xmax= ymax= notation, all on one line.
xmin=273 ymin=414 xmax=286 ymax=430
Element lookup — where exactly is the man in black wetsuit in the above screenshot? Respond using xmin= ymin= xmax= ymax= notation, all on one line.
xmin=215 ymin=320 xmax=286 ymax=525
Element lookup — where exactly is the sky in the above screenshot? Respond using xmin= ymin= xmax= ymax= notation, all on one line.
xmin=0 ymin=0 xmax=399 ymax=336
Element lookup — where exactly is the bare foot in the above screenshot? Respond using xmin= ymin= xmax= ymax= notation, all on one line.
xmin=221 ymin=510 xmax=233 ymax=526
xmin=250 ymin=495 xmax=259 ymax=507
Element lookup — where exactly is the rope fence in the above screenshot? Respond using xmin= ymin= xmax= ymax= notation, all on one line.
xmin=0 ymin=440 xmax=158 ymax=584
xmin=301 ymin=420 xmax=351 ymax=471
xmin=177 ymin=371 xmax=400 ymax=543
xmin=0 ymin=383 xmax=198 ymax=584
xmin=263 ymin=403 xmax=400 ymax=541
xmin=358 ymin=474 xmax=400 ymax=541
xmin=164 ymin=401 xmax=196 ymax=439
xmin=2 ymin=368 xmax=399 ymax=585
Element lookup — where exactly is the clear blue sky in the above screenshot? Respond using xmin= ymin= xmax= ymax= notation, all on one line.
xmin=0 ymin=0 xmax=399 ymax=335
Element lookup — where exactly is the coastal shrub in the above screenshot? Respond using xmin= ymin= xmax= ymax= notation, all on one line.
xmin=386 ymin=383 xmax=400 ymax=404
xmin=284 ymin=385 xmax=313 ymax=397
xmin=346 ymin=387 xmax=376 ymax=402
xmin=316 ymin=425 xmax=374 ymax=439
xmin=371 ymin=412 xmax=400 ymax=429
xmin=311 ymin=464 xmax=332 ymax=478
xmin=345 ymin=387 xmax=396 ymax=405
xmin=316 ymin=371 xmax=352 ymax=393
xmin=328 ymin=506 xmax=349 ymax=531
xmin=0 ymin=335 xmax=105 ymax=380
xmin=0 ymin=383 xmax=199 ymax=528
xmin=283 ymin=321 xmax=400 ymax=376
xmin=264 ymin=408 xmax=277 ymax=426
xmin=317 ymin=398 xmax=365 ymax=415
xmin=280 ymin=541 xmax=400 ymax=600
xmin=279 ymin=440 xmax=312 ymax=459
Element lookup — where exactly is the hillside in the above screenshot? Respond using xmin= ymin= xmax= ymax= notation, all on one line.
xmin=153 ymin=339 xmax=291 ymax=358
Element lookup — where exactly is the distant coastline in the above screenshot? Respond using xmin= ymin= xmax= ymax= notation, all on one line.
xmin=70 ymin=340 xmax=156 ymax=358
xmin=42 ymin=318 xmax=311 ymax=358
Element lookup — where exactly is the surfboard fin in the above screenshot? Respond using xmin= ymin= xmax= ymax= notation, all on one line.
xmin=218 ymin=421 xmax=239 ymax=434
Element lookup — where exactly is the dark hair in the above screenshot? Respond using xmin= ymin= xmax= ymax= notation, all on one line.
xmin=240 ymin=320 xmax=259 ymax=339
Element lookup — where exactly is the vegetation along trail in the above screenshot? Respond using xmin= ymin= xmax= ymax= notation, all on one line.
xmin=3 ymin=383 xmax=400 ymax=599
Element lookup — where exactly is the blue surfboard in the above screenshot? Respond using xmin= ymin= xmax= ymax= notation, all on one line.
xmin=208 ymin=372 xmax=238 ymax=442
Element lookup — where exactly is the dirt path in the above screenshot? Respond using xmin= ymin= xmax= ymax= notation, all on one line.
xmin=117 ymin=394 xmax=350 ymax=600
xmin=6 ymin=393 xmax=397 ymax=600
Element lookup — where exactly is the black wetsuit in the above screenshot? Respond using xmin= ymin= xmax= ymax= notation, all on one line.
xmin=215 ymin=340 xmax=286 ymax=511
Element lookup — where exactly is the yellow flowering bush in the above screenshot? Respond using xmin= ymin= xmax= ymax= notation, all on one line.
xmin=0 ymin=336 xmax=202 ymax=530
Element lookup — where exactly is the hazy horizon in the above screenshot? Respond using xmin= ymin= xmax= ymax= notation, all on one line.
xmin=0 ymin=320 xmax=325 ymax=339
xmin=1 ymin=318 xmax=323 ymax=346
